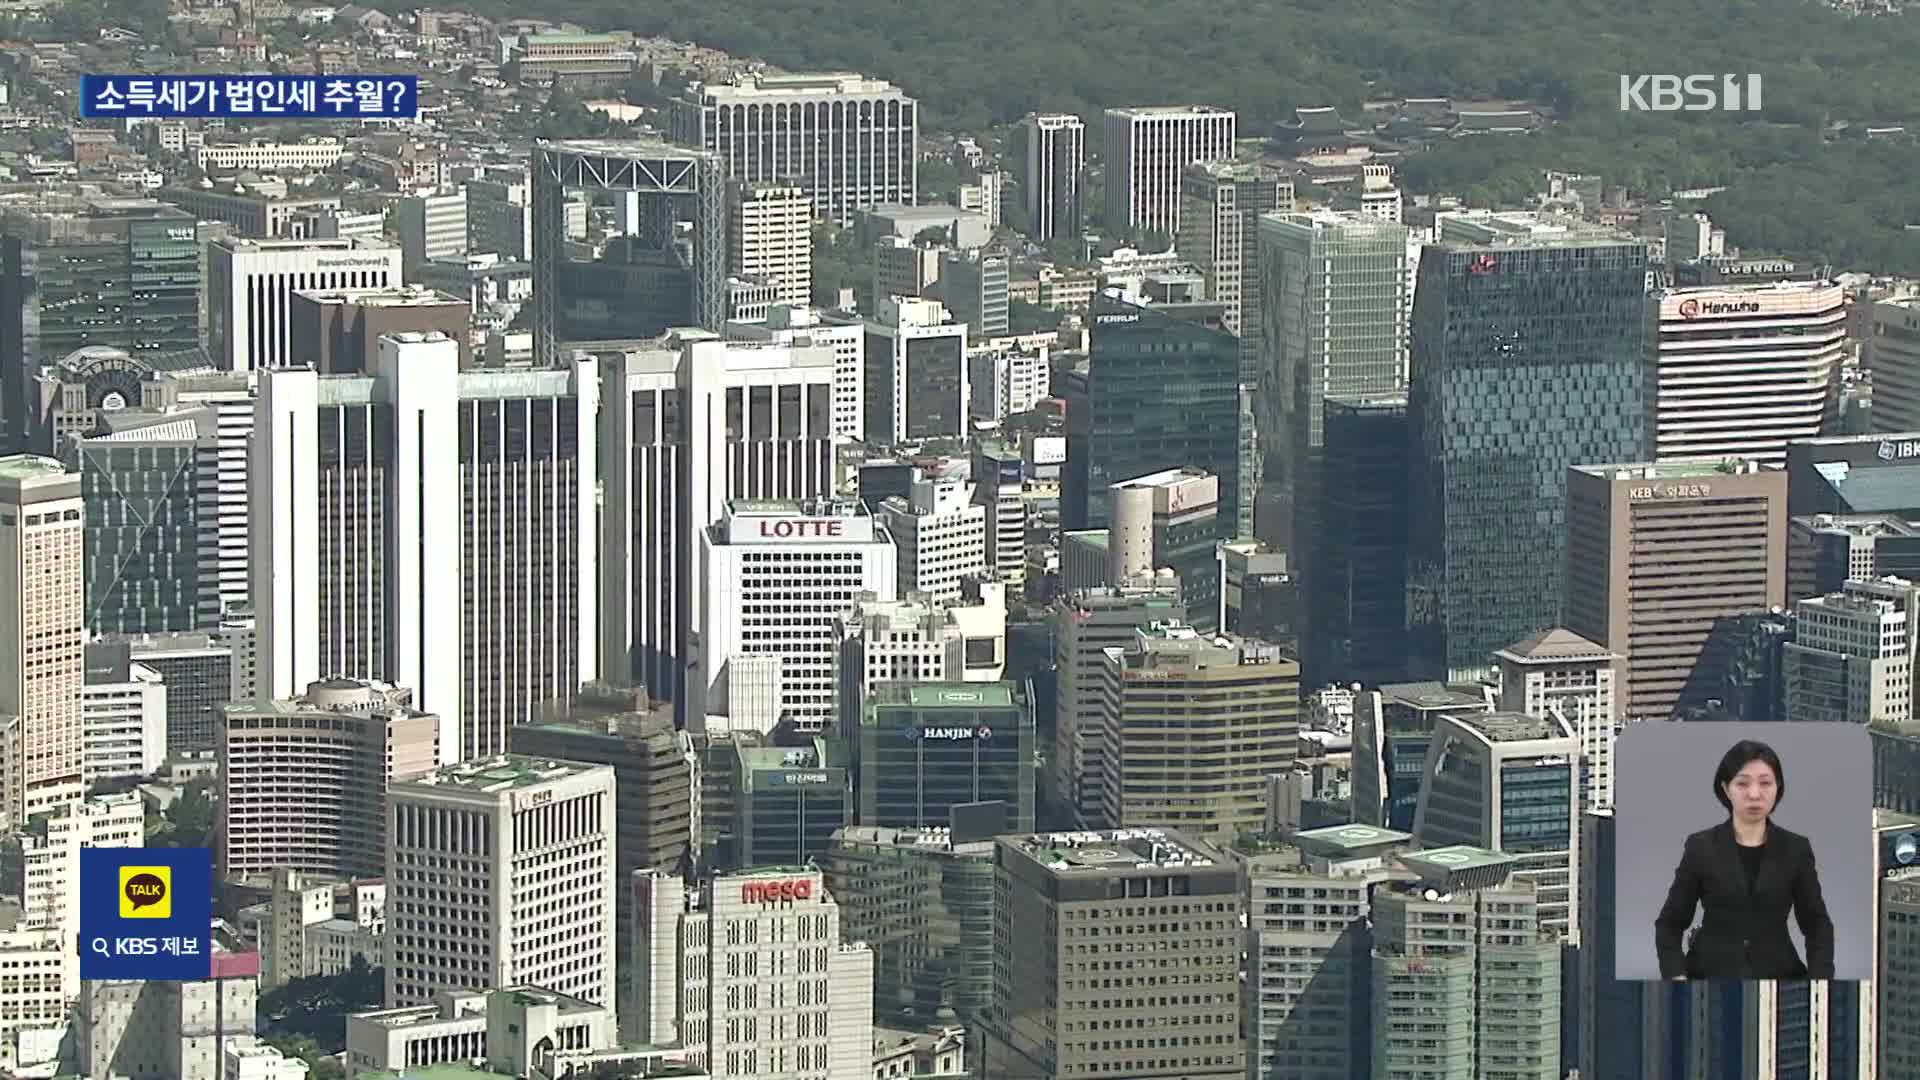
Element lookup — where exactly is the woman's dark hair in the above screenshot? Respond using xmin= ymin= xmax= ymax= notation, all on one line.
xmin=1713 ymin=739 xmax=1785 ymax=812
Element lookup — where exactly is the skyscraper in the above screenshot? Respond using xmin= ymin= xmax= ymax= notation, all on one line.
xmin=144 ymin=370 xmax=255 ymax=626
xmin=669 ymin=72 xmax=917 ymax=225
xmin=254 ymin=334 xmax=599 ymax=761
xmin=1563 ymin=460 xmax=1786 ymax=721
xmin=1495 ymin=628 xmax=1621 ymax=811
xmin=598 ymin=335 xmax=840 ymax=710
xmin=0 ymin=455 xmax=85 ymax=826
xmin=207 ymin=237 xmax=403 ymax=371
xmin=1407 ymin=213 xmax=1653 ymax=681
xmin=1101 ymin=106 xmax=1235 ymax=238
xmin=0 ymin=196 xmax=208 ymax=452
xmin=1256 ymin=210 xmax=1410 ymax=559
xmin=1308 ymin=396 xmax=1410 ymax=688
xmin=1020 ymin=113 xmax=1084 ymax=242
xmin=384 ymin=756 xmax=617 ymax=1009
xmin=861 ymin=297 xmax=969 ymax=445
xmin=727 ymin=183 xmax=812 ymax=308
xmin=1070 ymin=292 xmax=1239 ymax=530
xmin=852 ymin=682 xmax=1036 ymax=832
xmin=72 ymin=412 xmax=204 ymax=634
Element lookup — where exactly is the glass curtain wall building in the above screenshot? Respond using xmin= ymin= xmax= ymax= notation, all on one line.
xmin=853 ymin=682 xmax=1035 ymax=832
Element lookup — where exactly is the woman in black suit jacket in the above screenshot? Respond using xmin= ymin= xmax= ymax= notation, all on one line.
xmin=1654 ymin=739 xmax=1835 ymax=980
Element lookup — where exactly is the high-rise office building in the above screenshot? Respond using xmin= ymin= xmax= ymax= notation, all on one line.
xmin=630 ymin=867 xmax=875 ymax=1077
xmin=1243 ymin=824 xmax=1414 ymax=1080
xmin=1870 ymin=295 xmax=1920 ymax=434
xmin=288 ymin=285 xmax=473 ymax=373
xmin=71 ymin=412 xmax=204 ymax=634
xmin=1564 ymin=460 xmax=1786 ymax=721
xmin=1101 ymin=106 xmax=1236 ymax=238
xmin=981 ymin=829 xmax=1245 ymax=1080
xmin=937 ymin=249 xmax=1010 ymax=338
xmin=835 ymin=587 xmax=1010 ymax=729
xmin=877 ymin=474 xmax=989 ymax=605
xmin=972 ymin=441 xmax=1027 ymax=589
xmin=1255 ymin=210 xmax=1410 ymax=559
xmin=1412 ymin=711 xmax=1581 ymax=941
xmin=1407 ymin=213 xmax=1653 ymax=682
xmin=106 ymin=630 xmax=237 ymax=755
xmin=207 ymin=237 xmax=403 ymax=371
xmin=1308 ymin=396 xmax=1409 ymax=688
xmin=1579 ymin=810 xmax=1652 ymax=1080
xmin=143 ymin=370 xmax=254 ymax=626
xmin=1070 ymin=292 xmax=1239 ymax=530
xmin=821 ymin=825 xmax=995 ymax=1024
xmin=697 ymin=497 xmax=896 ymax=733
xmin=218 ymin=677 xmax=441 ymax=880
xmin=727 ymin=304 xmax=867 ymax=439
xmin=1785 ymin=576 xmax=1920 ymax=724
xmin=1495 ymin=628 xmax=1621 ymax=812
xmin=0 ymin=195 xmax=207 ymax=451
xmin=1350 ymin=681 xmax=1494 ymax=832
xmin=729 ymin=739 xmax=852 ymax=870
xmin=1021 ymin=113 xmax=1084 ymax=242
xmin=254 ymin=335 xmax=599 ymax=760
xmin=1371 ymin=849 xmax=1560 ymax=1079
xmin=507 ymin=683 xmax=693 ymax=995
xmin=1049 ymin=581 xmax=1181 ymax=827
xmin=393 ymin=188 xmax=468 ymax=279
xmin=1653 ymin=282 xmax=1845 ymax=465
xmin=727 ymin=183 xmax=812 ymax=308
xmin=1179 ymin=161 xmax=1293 ymax=535
xmin=852 ymin=682 xmax=1035 ymax=831
xmin=79 ymin=643 xmax=165 ymax=784
xmin=1788 ymin=431 xmax=1920 ymax=520
xmin=385 ymin=756 xmax=617 ymax=1009
xmin=1789 ymin=513 xmax=1920 ymax=602
xmin=862 ymin=297 xmax=969 ymax=445
xmin=0 ymin=455 xmax=84 ymax=827
xmin=1098 ymin=623 xmax=1298 ymax=840
xmin=464 ymin=167 xmax=532 ymax=260
xmin=669 ymin=72 xmax=917 ymax=225
xmin=1098 ymin=466 xmax=1226 ymax=633
xmin=598 ymin=334 xmax=840 ymax=710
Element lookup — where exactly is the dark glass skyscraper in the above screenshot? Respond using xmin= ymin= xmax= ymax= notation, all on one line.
xmin=1407 ymin=215 xmax=1653 ymax=681
xmin=72 ymin=415 xmax=205 ymax=634
xmin=1309 ymin=395 xmax=1409 ymax=688
xmin=1070 ymin=292 xmax=1239 ymax=530
xmin=853 ymin=682 xmax=1035 ymax=832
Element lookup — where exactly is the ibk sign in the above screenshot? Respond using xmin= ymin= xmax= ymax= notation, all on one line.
xmin=741 ymin=878 xmax=814 ymax=904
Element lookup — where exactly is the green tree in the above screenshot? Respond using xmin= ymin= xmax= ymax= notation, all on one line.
xmin=1009 ymin=299 xmax=1065 ymax=334
xmin=260 ymin=956 xmax=385 ymax=1050
xmin=155 ymin=784 xmax=213 ymax=850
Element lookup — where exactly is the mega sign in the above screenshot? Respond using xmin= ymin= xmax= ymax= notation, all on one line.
xmin=1677 ymin=297 xmax=1761 ymax=319
xmin=741 ymin=878 xmax=813 ymax=904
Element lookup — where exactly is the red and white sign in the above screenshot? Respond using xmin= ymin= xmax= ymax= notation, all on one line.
xmin=741 ymin=878 xmax=814 ymax=904
xmin=728 ymin=513 xmax=875 ymax=544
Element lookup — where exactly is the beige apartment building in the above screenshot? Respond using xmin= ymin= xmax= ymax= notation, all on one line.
xmin=216 ymin=677 xmax=440 ymax=880
xmin=1098 ymin=622 xmax=1299 ymax=840
xmin=1564 ymin=459 xmax=1787 ymax=721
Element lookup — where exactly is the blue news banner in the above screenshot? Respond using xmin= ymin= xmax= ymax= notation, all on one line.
xmin=80 ymin=74 xmax=418 ymax=119
xmin=79 ymin=847 xmax=213 ymax=981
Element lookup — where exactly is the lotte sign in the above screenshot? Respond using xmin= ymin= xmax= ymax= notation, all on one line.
xmin=741 ymin=878 xmax=814 ymax=904
xmin=758 ymin=518 xmax=843 ymax=539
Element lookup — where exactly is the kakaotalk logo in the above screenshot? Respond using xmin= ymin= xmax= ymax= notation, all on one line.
xmin=1620 ymin=74 xmax=1763 ymax=112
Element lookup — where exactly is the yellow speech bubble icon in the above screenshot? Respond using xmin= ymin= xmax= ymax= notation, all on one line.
xmin=118 ymin=865 xmax=172 ymax=919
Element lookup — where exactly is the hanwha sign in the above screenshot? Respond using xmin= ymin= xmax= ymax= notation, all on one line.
xmin=1677 ymin=297 xmax=1762 ymax=319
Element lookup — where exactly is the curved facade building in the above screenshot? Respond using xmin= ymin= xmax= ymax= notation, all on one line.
xmin=1655 ymin=281 xmax=1845 ymax=466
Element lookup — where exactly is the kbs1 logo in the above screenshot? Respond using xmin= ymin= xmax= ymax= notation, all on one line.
xmin=1619 ymin=74 xmax=1763 ymax=112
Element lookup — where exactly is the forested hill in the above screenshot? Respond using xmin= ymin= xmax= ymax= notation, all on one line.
xmin=419 ymin=0 xmax=1920 ymax=270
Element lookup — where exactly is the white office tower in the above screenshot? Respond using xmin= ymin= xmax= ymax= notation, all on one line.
xmin=384 ymin=756 xmax=617 ymax=1010
xmin=1785 ymin=576 xmax=1919 ymax=724
xmin=394 ymin=187 xmax=469 ymax=278
xmin=726 ymin=305 xmax=866 ymax=439
xmin=1654 ymin=281 xmax=1846 ymax=465
xmin=1338 ymin=163 xmax=1403 ymax=223
xmin=1494 ymin=628 xmax=1622 ymax=811
xmin=836 ymin=585 xmax=1009 ymax=724
xmin=877 ymin=473 xmax=990 ymax=604
xmin=0 ymin=457 xmax=85 ymax=828
xmin=254 ymin=335 xmax=598 ymax=761
xmin=631 ymin=867 xmax=874 ymax=1077
xmin=78 ymin=656 xmax=166 ymax=784
xmin=600 ymin=334 xmax=841 ymax=708
xmin=6 ymin=790 xmax=141 ymax=1003
xmin=146 ymin=372 xmax=255 ymax=625
xmin=698 ymin=498 xmax=896 ymax=734
xmin=862 ymin=297 xmax=969 ymax=445
xmin=728 ymin=183 xmax=812 ymax=308
xmin=208 ymin=237 xmax=403 ymax=371
xmin=967 ymin=345 xmax=1048 ymax=421
xmin=671 ymin=72 xmax=916 ymax=225
xmin=973 ymin=442 xmax=1028 ymax=589
xmin=1021 ymin=113 xmax=1084 ymax=242
xmin=1102 ymin=106 xmax=1236 ymax=237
